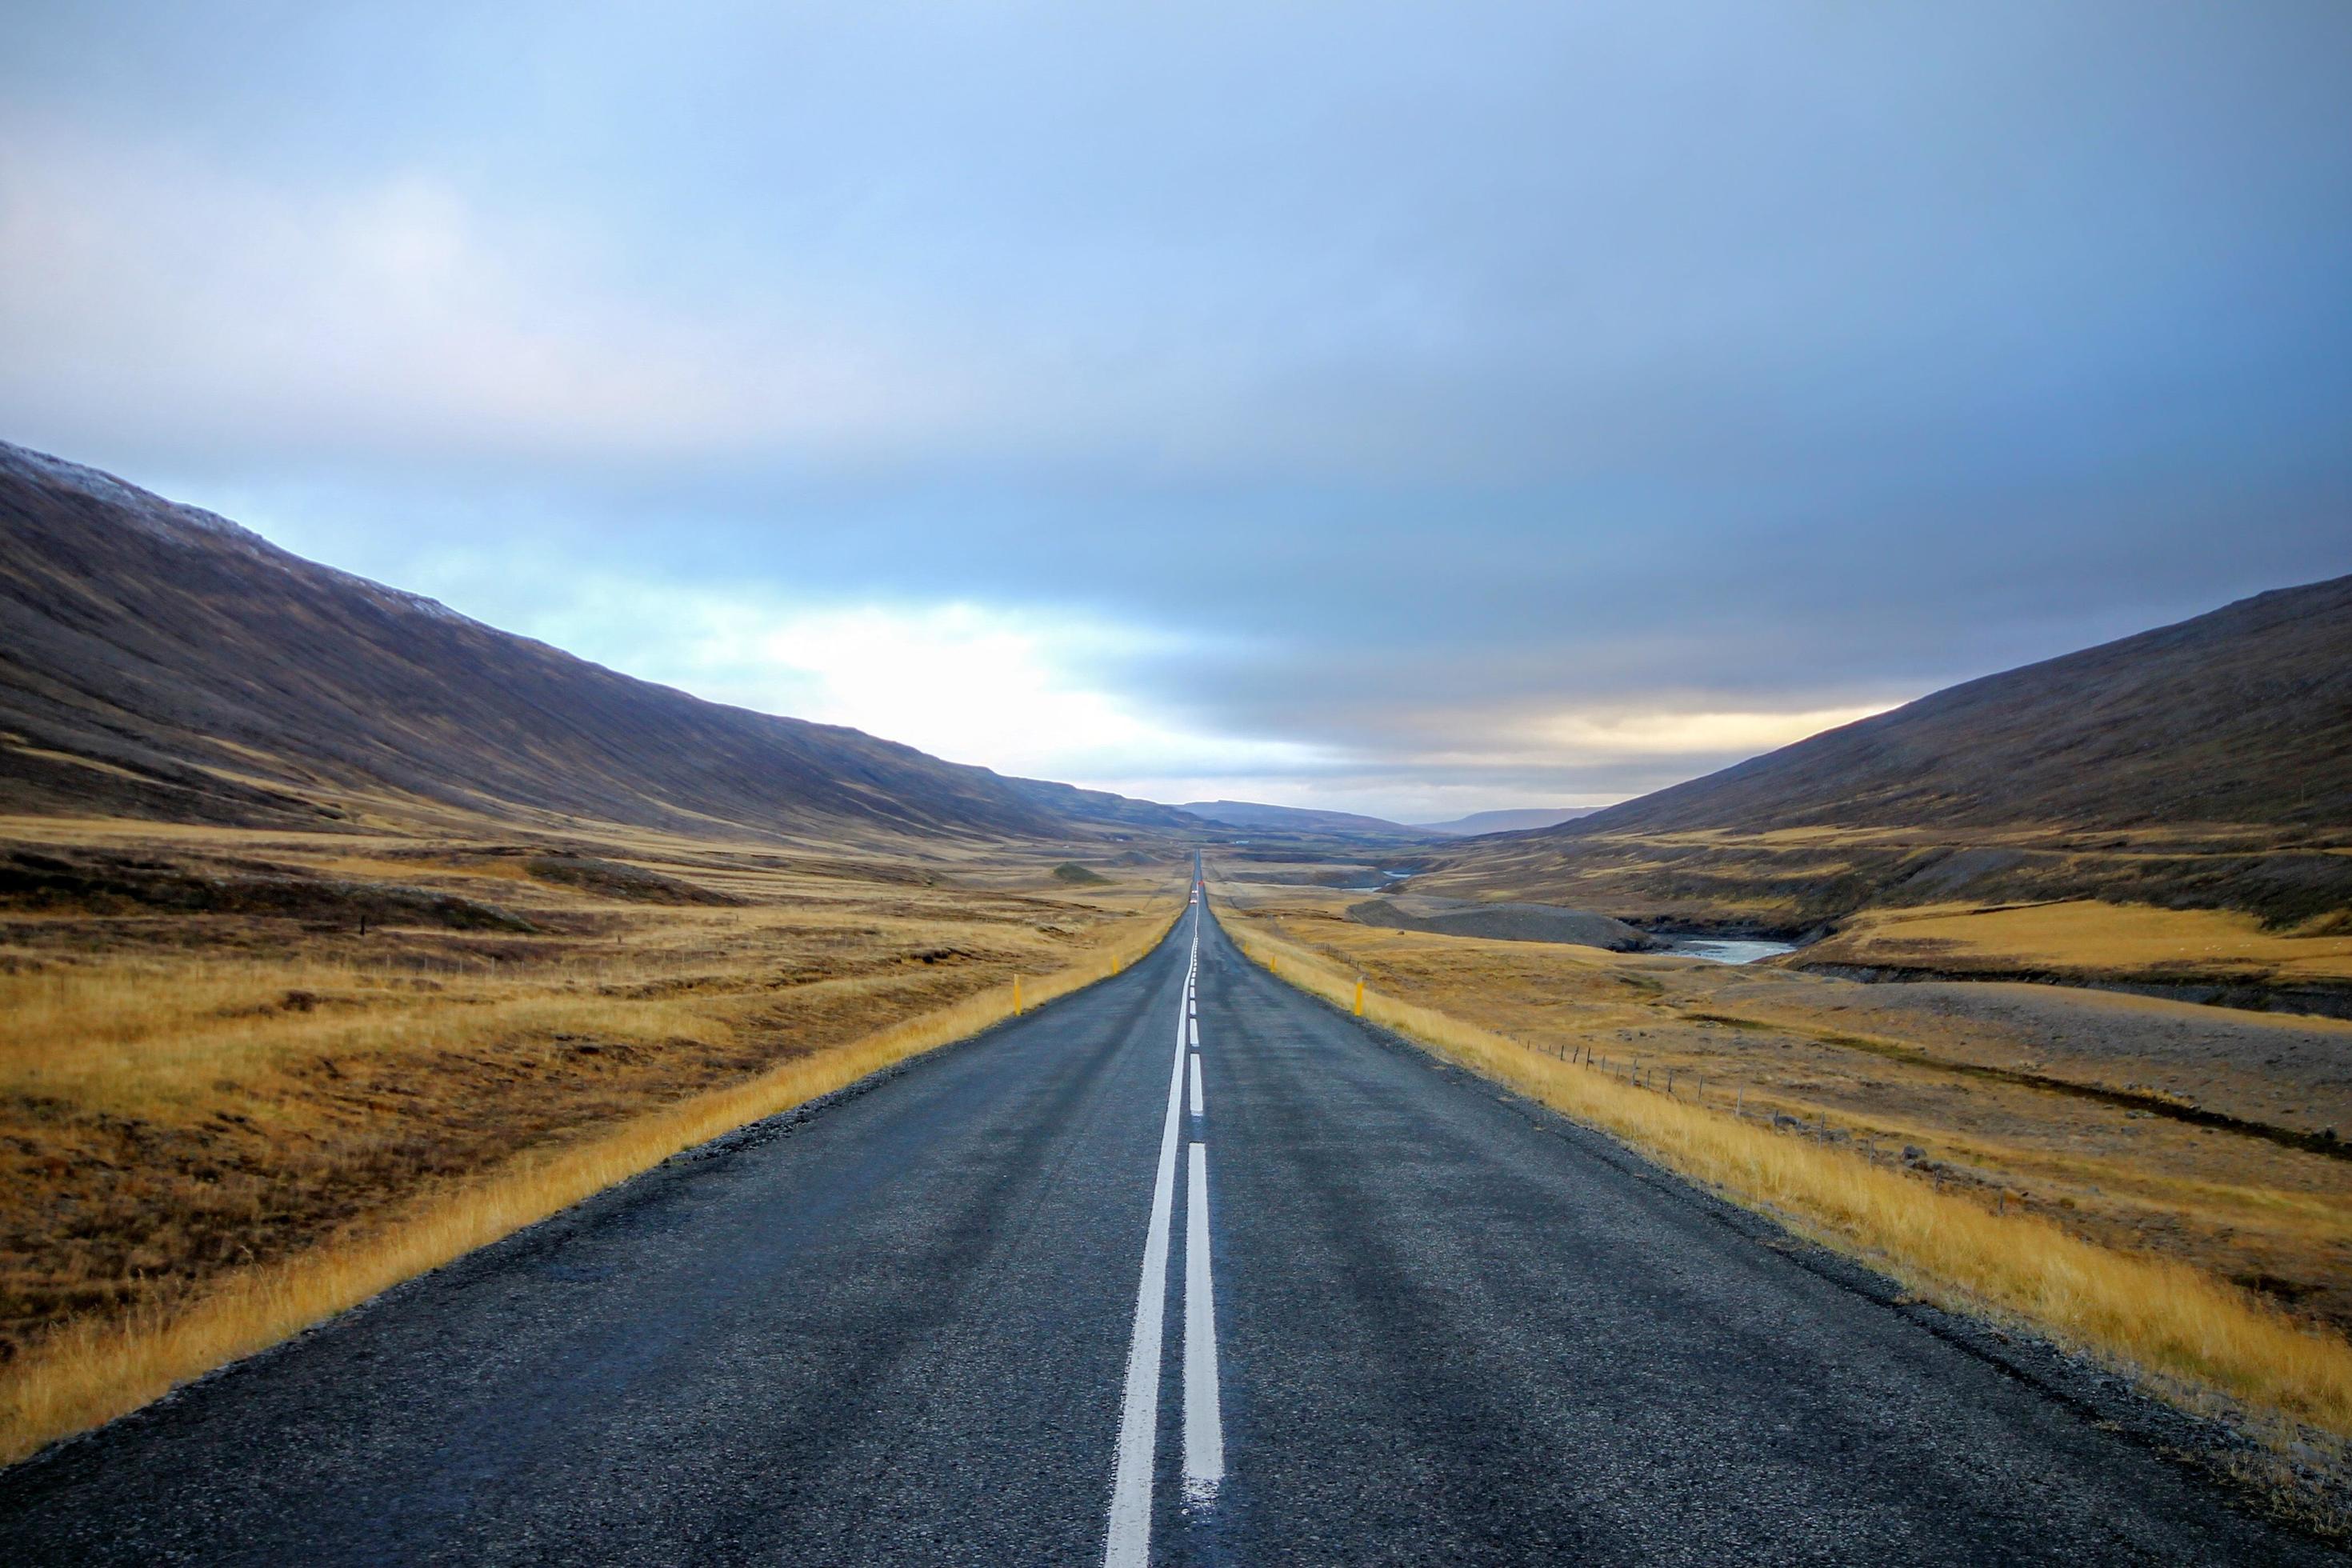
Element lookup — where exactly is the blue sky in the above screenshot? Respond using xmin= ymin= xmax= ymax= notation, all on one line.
xmin=4 ymin=2 xmax=2349 ymax=820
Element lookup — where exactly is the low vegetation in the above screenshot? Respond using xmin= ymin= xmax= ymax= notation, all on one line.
xmin=1792 ymin=897 xmax=2352 ymax=988
xmin=1416 ymin=820 xmax=2352 ymax=957
xmin=0 ymin=820 xmax=1182 ymax=1462
xmin=1214 ymin=879 xmax=2352 ymax=1466
xmin=1222 ymin=885 xmax=2352 ymax=1315
xmin=1417 ymin=576 xmax=2352 ymax=966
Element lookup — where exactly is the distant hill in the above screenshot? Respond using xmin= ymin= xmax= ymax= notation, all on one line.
xmin=0 ymin=442 xmax=1198 ymax=845
xmin=1566 ymin=575 xmax=2352 ymax=836
xmin=1176 ymin=800 xmax=1414 ymax=837
xmin=1423 ymin=578 xmax=2352 ymax=932
xmin=1410 ymin=807 xmax=1599 ymax=837
xmin=1182 ymin=800 xmax=1600 ymax=841
xmin=1346 ymin=894 xmax=1658 ymax=951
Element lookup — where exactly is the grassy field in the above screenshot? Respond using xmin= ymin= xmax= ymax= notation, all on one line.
xmin=0 ymin=817 xmax=1183 ymax=1462
xmin=1210 ymin=870 xmax=2352 ymax=1471
xmin=1792 ymin=898 xmax=2352 ymax=986
xmin=1412 ymin=822 xmax=2352 ymax=969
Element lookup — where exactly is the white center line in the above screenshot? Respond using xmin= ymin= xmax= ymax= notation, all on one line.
xmin=1188 ymin=1053 xmax=1204 ymax=1118
xmin=1102 ymin=918 xmax=1200 ymax=1568
xmin=1182 ymin=1141 xmax=1225 ymax=1502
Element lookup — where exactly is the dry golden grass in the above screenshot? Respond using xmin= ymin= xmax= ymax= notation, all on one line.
xmin=0 ymin=904 xmax=1174 ymax=1466
xmin=1410 ymin=817 xmax=2352 ymax=965
xmin=1800 ymin=898 xmax=2352 ymax=984
xmin=0 ymin=819 xmax=1183 ymax=1463
xmin=1223 ymin=879 xmax=2352 ymax=1321
xmin=1218 ymin=897 xmax=2352 ymax=1446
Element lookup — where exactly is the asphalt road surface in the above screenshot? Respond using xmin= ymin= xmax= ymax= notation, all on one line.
xmin=0 ymin=892 xmax=2327 ymax=1564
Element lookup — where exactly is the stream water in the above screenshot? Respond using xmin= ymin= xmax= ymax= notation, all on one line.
xmin=1660 ymin=935 xmax=1800 ymax=965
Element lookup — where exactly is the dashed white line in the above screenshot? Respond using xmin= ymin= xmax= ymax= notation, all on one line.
xmin=1104 ymin=912 xmax=1233 ymax=1562
xmin=1182 ymin=1141 xmax=1224 ymax=1502
xmin=1102 ymin=916 xmax=1203 ymax=1568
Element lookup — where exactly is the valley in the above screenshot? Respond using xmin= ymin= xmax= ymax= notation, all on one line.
xmin=2 ymin=440 xmax=2347 ymax=1547
xmin=8 ymin=10 xmax=2349 ymax=1554
xmin=0 ymin=811 xmax=1182 ymax=1458
xmin=1213 ymin=874 xmax=2352 ymax=1335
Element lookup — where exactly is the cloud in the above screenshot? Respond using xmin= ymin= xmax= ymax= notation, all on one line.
xmin=1429 ymin=704 xmax=1902 ymax=766
xmin=403 ymin=557 xmax=1894 ymax=818
xmin=454 ymin=571 xmax=1911 ymax=817
xmin=497 ymin=580 xmax=1332 ymax=788
xmin=2 ymin=4 xmax=2348 ymax=818
xmin=0 ymin=133 xmax=984 ymax=470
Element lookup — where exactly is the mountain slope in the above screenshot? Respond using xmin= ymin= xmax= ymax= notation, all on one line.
xmin=1570 ymin=577 xmax=2352 ymax=837
xmin=1410 ymin=807 xmax=1598 ymax=837
xmin=1423 ymin=578 xmax=2352 ymax=935
xmin=0 ymin=442 xmax=1194 ymax=844
xmin=1176 ymin=800 xmax=1415 ymax=837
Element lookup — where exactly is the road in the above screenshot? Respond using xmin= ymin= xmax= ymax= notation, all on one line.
xmin=0 ymin=888 xmax=2326 ymax=1564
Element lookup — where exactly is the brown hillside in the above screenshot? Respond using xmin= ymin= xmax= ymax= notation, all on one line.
xmin=1585 ymin=575 xmax=2352 ymax=836
xmin=1423 ymin=578 xmax=2352 ymax=941
xmin=0 ymin=442 xmax=1191 ymax=846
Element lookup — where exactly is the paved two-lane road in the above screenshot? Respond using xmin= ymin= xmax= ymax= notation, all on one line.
xmin=0 ymin=894 xmax=2322 ymax=1563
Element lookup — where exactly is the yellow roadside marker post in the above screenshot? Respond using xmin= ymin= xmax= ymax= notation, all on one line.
xmin=1354 ymin=978 xmax=1365 ymax=1016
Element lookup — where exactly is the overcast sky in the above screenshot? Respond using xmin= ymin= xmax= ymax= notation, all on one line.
xmin=5 ymin=3 xmax=2349 ymax=821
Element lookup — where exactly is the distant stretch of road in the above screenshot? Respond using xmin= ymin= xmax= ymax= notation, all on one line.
xmin=0 ymin=881 xmax=2323 ymax=1563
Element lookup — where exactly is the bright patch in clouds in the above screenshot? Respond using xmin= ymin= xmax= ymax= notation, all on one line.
xmin=1525 ymin=704 xmax=1897 ymax=758
xmin=326 ymin=538 xmax=1915 ymax=819
xmin=678 ymin=602 xmax=1171 ymax=778
xmin=516 ymin=584 xmax=1326 ymax=790
xmin=504 ymin=574 xmax=1905 ymax=818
